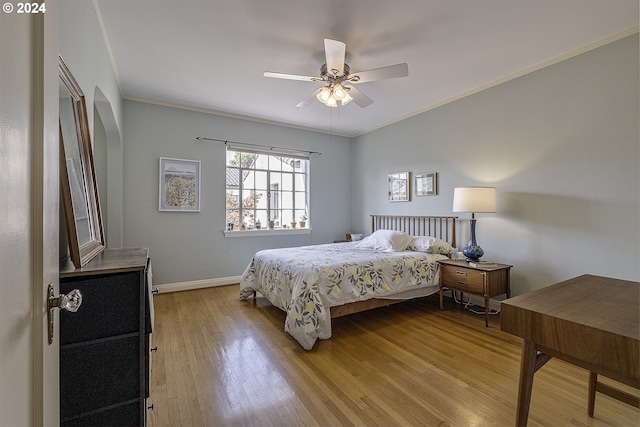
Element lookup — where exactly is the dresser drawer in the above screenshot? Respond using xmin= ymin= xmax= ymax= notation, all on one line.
xmin=442 ymin=267 xmax=484 ymax=293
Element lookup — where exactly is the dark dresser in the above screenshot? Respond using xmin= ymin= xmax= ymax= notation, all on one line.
xmin=59 ymin=247 xmax=153 ymax=426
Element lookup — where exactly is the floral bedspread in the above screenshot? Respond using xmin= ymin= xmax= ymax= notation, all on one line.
xmin=239 ymin=242 xmax=447 ymax=350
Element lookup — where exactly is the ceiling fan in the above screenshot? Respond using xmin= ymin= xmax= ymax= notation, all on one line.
xmin=264 ymin=39 xmax=408 ymax=108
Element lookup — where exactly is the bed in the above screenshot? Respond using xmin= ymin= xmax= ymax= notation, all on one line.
xmin=239 ymin=215 xmax=458 ymax=350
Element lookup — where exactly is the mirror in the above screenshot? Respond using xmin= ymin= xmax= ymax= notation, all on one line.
xmin=59 ymin=55 xmax=105 ymax=267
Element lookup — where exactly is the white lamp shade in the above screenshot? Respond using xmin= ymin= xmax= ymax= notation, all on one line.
xmin=332 ymin=83 xmax=346 ymax=100
xmin=452 ymin=187 xmax=496 ymax=213
xmin=316 ymin=87 xmax=331 ymax=102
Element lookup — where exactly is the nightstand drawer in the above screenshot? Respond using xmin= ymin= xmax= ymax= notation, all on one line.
xmin=442 ymin=267 xmax=484 ymax=293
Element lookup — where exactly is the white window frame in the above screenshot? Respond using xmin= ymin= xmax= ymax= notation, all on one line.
xmin=224 ymin=146 xmax=310 ymax=236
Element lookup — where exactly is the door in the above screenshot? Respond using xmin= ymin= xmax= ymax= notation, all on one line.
xmin=0 ymin=8 xmax=60 ymax=427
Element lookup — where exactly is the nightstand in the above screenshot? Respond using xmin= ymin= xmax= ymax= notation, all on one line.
xmin=438 ymin=259 xmax=512 ymax=327
xmin=333 ymin=234 xmax=352 ymax=243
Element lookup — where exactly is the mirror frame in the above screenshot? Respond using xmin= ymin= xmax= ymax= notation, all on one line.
xmin=59 ymin=55 xmax=105 ymax=267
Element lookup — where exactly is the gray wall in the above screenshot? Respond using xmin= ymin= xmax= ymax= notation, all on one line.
xmin=59 ymin=0 xmax=125 ymax=249
xmin=122 ymin=101 xmax=352 ymax=284
xmin=352 ymin=34 xmax=639 ymax=294
xmin=60 ymin=3 xmax=638 ymax=294
xmin=59 ymin=0 xmax=123 ymax=137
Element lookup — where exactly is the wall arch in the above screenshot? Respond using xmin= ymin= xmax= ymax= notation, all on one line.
xmin=94 ymin=86 xmax=123 ymax=248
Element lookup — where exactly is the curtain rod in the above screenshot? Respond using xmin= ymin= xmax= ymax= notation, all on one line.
xmin=196 ymin=136 xmax=322 ymax=156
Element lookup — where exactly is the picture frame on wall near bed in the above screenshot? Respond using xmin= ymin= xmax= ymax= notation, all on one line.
xmin=388 ymin=171 xmax=410 ymax=202
xmin=416 ymin=172 xmax=438 ymax=196
xmin=159 ymin=157 xmax=201 ymax=212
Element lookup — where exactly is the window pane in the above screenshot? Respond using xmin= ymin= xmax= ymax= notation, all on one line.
xmin=255 ymin=190 xmax=268 ymax=209
xmin=226 ymin=189 xmax=240 ymax=206
xmin=245 ymin=152 xmax=259 ymax=169
xmin=243 ymin=191 xmax=261 ymax=210
xmin=282 ymin=210 xmax=294 ymax=225
xmin=241 ymin=210 xmax=254 ymax=227
xmin=254 ymin=171 xmax=267 ymax=191
xmin=226 ymin=167 xmax=239 ymax=187
xmin=280 ymin=157 xmax=294 ymax=172
xmin=254 ymin=154 xmax=269 ymax=169
xmin=269 ymin=156 xmax=282 ymax=171
xmin=241 ymin=170 xmax=254 ymax=190
xmin=281 ymin=191 xmax=293 ymax=209
xmin=254 ymin=210 xmax=268 ymax=226
xmin=294 ymin=192 xmax=306 ymax=209
xmin=226 ymin=150 xmax=239 ymax=166
xmin=270 ymin=171 xmax=281 ymax=187
xmin=294 ymin=172 xmax=306 ymax=190
xmin=270 ymin=182 xmax=280 ymax=219
xmin=226 ymin=209 xmax=239 ymax=226
xmin=280 ymin=173 xmax=292 ymax=191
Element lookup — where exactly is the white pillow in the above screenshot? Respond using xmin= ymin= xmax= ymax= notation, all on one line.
xmin=408 ymin=236 xmax=452 ymax=255
xmin=356 ymin=229 xmax=414 ymax=252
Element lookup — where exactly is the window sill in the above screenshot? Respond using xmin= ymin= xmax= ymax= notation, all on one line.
xmin=223 ymin=228 xmax=312 ymax=238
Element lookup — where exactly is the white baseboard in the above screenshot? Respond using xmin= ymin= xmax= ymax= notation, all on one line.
xmin=442 ymin=289 xmax=503 ymax=312
xmin=467 ymin=294 xmax=503 ymax=312
xmin=154 ymin=276 xmax=241 ymax=294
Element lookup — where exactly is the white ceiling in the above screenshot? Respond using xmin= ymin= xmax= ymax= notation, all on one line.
xmin=95 ymin=0 xmax=638 ymax=137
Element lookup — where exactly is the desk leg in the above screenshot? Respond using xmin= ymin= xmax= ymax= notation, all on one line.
xmin=587 ymin=372 xmax=597 ymax=417
xmin=515 ymin=340 xmax=537 ymax=427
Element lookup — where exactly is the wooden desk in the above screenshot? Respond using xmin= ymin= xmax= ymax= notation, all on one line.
xmin=500 ymin=274 xmax=639 ymax=426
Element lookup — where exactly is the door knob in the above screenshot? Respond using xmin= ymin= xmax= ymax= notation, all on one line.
xmin=47 ymin=284 xmax=83 ymax=344
xmin=50 ymin=288 xmax=82 ymax=312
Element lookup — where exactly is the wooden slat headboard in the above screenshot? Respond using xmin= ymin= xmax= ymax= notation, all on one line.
xmin=371 ymin=215 xmax=458 ymax=247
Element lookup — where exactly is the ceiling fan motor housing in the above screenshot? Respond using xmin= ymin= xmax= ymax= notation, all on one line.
xmin=321 ymin=63 xmax=354 ymax=82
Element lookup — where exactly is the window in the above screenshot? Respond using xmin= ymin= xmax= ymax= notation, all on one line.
xmin=226 ymin=147 xmax=309 ymax=230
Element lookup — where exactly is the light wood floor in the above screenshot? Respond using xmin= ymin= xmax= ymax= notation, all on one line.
xmin=148 ymin=285 xmax=639 ymax=427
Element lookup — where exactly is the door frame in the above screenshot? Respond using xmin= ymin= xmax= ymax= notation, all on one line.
xmin=32 ymin=6 xmax=61 ymax=426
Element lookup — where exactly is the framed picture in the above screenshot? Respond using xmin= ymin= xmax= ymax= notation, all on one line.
xmin=388 ymin=171 xmax=410 ymax=202
xmin=159 ymin=157 xmax=201 ymax=212
xmin=416 ymin=172 xmax=438 ymax=196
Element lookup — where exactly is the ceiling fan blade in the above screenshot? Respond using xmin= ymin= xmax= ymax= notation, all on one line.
xmin=350 ymin=63 xmax=408 ymax=83
xmin=324 ymin=39 xmax=346 ymax=76
xmin=347 ymin=86 xmax=374 ymax=108
xmin=264 ymin=71 xmax=320 ymax=82
xmin=296 ymin=88 xmax=323 ymax=107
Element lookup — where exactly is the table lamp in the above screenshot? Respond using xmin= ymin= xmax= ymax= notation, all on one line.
xmin=452 ymin=187 xmax=496 ymax=261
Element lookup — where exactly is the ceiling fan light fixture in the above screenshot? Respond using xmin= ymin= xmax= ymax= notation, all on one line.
xmin=332 ymin=83 xmax=346 ymax=101
xmin=316 ymin=86 xmax=332 ymax=103
xmin=340 ymin=90 xmax=353 ymax=106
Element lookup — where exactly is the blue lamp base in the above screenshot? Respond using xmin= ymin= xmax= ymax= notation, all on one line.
xmin=462 ymin=244 xmax=484 ymax=262
xmin=462 ymin=218 xmax=484 ymax=262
